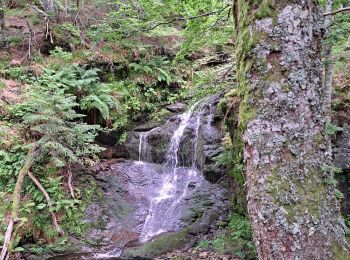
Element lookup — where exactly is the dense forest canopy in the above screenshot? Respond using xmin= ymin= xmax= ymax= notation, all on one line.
xmin=0 ymin=0 xmax=350 ymax=259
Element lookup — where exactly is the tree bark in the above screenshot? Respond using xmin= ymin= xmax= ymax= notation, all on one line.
xmin=0 ymin=0 xmax=4 ymax=30
xmin=233 ymin=1 xmax=349 ymax=259
xmin=0 ymin=0 xmax=5 ymax=46
xmin=43 ymin=0 xmax=55 ymax=14
xmin=324 ymin=0 xmax=333 ymax=118
xmin=0 ymin=148 xmax=34 ymax=260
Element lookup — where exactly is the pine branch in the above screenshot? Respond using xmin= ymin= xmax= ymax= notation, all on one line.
xmin=324 ymin=7 xmax=350 ymax=16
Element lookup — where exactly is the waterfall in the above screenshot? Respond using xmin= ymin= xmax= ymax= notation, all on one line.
xmin=138 ymin=127 xmax=160 ymax=162
xmin=138 ymin=99 xmax=210 ymax=242
xmin=138 ymin=132 xmax=147 ymax=162
xmin=48 ymin=94 xmax=225 ymax=260
xmin=164 ymin=101 xmax=201 ymax=169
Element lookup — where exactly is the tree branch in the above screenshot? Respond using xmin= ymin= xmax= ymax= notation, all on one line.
xmin=28 ymin=172 xmax=64 ymax=236
xmin=67 ymin=167 xmax=75 ymax=199
xmin=323 ymin=7 xmax=350 ymax=16
xmin=146 ymin=5 xmax=231 ymax=31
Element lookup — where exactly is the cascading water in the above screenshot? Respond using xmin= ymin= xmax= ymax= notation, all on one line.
xmin=47 ymin=94 xmax=228 ymax=260
xmin=138 ymin=132 xmax=147 ymax=162
xmin=139 ymin=100 xmax=210 ymax=242
xmin=138 ymin=127 xmax=160 ymax=162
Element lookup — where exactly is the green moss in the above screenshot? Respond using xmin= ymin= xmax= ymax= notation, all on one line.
xmin=150 ymin=108 xmax=172 ymax=122
xmin=267 ymin=167 xmax=326 ymax=222
xmin=281 ymin=84 xmax=290 ymax=92
xmin=227 ymin=0 xmax=276 ymax=213
xmin=122 ymin=229 xmax=191 ymax=258
xmin=255 ymin=0 xmax=276 ymax=20
xmin=332 ymin=242 xmax=350 ymax=260
xmin=313 ymin=132 xmax=325 ymax=147
xmin=230 ymin=0 xmax=289 ymax=215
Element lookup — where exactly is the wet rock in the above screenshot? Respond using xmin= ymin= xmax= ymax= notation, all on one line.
xmin=99 ymin=144 xmax=129 ymax=159
xmin=199 ymin=251 xmax=208 ymax=258
xmin=166 ymin=102 xmax=187 ymax=113
xmin=124 ymin=120 xmax=176 ymax=163
xmin=333 ymin=123 xmax=350 ymax=171
xmin=122 ymin=203 xmax=228 ymax=259
xmin=199 ymin=52 xmax=231 ymax=67
xmin=122 ymin=229 xmax=192 ymax=259
xmin=80 ymin=161 xmax=164 ymax=252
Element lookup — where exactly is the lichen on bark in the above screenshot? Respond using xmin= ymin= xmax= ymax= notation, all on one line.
xmin=233 ymin=0 xmax=349 ymax=258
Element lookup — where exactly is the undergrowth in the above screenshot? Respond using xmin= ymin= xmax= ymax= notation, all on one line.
xmin=196 ymin=213 xmax=256 ymax=259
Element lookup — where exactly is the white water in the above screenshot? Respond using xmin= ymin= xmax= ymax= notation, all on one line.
xmin=138 ymin=132 xmax=147 ymax=162
xmin=138 ymin=127 xmax=160 ymax=162
xmin=165 ymin=101 xmax=201 ymax=170
xmin=139 ymin=101 xmax=203 ymax=242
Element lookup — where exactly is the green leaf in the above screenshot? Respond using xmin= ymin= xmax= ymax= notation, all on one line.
xmin=36 ymin=203 xmax=47 ymax=210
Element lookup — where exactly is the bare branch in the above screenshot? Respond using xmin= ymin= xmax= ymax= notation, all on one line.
xmin=67 ymin=167 xmax=75 ymax=199
xmin=324 ymin=7 xmax=350 ymax=16
xmin=28 ymin=172 xmax=64 ymax=236
xmin=31 ymin=5 xmax=49 ymax=17
xmin=0 ymin=220 xmax=14 ymax=260
xmin=146 ymin=5 xmax=231 ymax=31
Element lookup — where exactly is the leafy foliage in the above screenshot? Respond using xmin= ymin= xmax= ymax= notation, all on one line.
xmin=0 ymin=63 xmax=109 ymax=248
xmin=326 ymin=122 xmax=343 ymax=135
xmin=35 ymin=65 xmax=114 ymax=122
xmin=196 ymin=213 xmax=256 ymax=259
xmin=85 ymin=0 xmax=232 ymax=58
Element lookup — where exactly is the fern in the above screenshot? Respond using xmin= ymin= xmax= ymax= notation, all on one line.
xmin=35 ymin=66 xmax=114 ymax=122
xmin=80 ymin=94 xmax=111 ymax=120
xmin=19 ymin=78 xmax=104 ymax=167
xmin=156 ymin=67 xmax=172 ymax=84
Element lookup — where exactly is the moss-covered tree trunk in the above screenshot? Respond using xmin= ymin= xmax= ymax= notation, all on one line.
xmin=0 ymin=148 xmax=34 ymax=260
xmin=233 ymin=0 xmax=349 ymax=258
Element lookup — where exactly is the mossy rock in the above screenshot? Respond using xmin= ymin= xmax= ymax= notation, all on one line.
xmin=122 ymin=229 xmax=191 ymax=259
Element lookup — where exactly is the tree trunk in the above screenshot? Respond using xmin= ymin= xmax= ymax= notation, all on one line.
xmin=0 ymin=0 xmax=4 ymax=30
xmin=0 ymin=148 xmax=34 ymax=260
xmin=43 ymin=0 xmax=55 ymax=14
xmin=233 ymin=1 xmax=349 ymax=259
xmin=0 ymin=0 xmax=5 ymax=46
xmin=324 ymin=0 xmax=333 ymax=118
